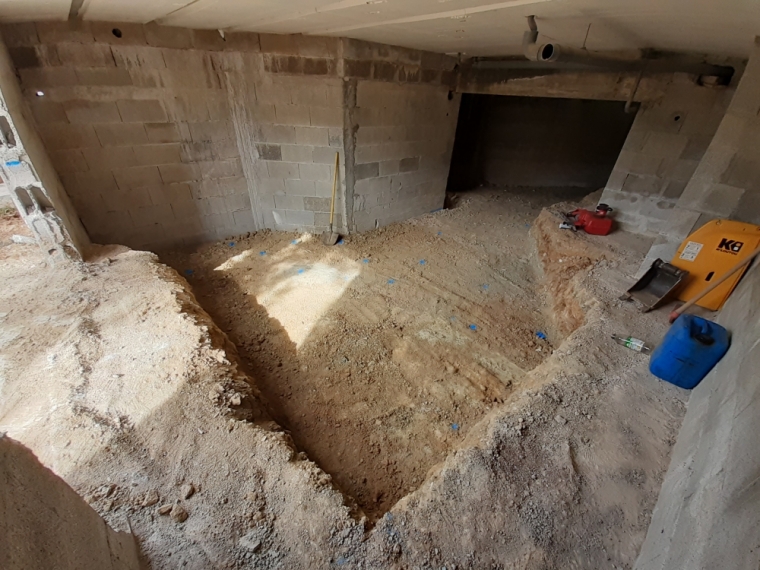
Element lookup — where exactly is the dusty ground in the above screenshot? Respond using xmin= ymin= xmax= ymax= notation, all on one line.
xmin=0 ymin=189 xmax=688 ymax=569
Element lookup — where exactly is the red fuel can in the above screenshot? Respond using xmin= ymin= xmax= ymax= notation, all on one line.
xmin=566 ymin=204 xmax=614 ymax=236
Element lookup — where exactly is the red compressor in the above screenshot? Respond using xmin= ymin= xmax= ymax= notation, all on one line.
xmin=560 ymin=204 xmax=614 ymax=236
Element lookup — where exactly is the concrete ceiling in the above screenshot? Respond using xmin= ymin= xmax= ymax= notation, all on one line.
xmin=1 ymin=0 xmax=758 ymax=58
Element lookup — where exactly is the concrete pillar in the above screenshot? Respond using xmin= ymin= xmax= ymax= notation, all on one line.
xmin=639 ymin=36 xmax=760 ymax=274
xmin=0 ymin=31 xmax=91 ymax=260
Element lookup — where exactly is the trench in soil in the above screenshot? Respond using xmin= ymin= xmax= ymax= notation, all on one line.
xmin=164 ymin=187 xmax=591 ymax=521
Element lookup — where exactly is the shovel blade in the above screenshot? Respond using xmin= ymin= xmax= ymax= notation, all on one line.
xmin=321 ymin=231 xmax=340 ymax=246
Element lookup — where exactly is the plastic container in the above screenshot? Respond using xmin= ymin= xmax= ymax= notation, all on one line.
xmin=649 ymin=315 xmax=730 ymax=389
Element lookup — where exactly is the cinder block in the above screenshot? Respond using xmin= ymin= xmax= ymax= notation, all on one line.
xmin=95 ymin=123 xmax=148 ymax=146
xmin=111 ymin=45 xmax=166 ymax=70
xmin=8 ymin=46 xmax=41 ymax=69
xmin=63 ymin=100 xmax=121 ymax=124
xmin=399 ymin=156 xmax=420 ymax=172
xmin=180 ymin=141 xmax=215 ymax=162
xmin=113 ymin=165 xmax=162 ymax=190
xmin=165 ymin=93 xmax=211 ymax=122
xmin=192 ymin=29 xmax=227 ymax=51
xmin=75 ymin=170 xmax=119 ymax=195
xmin=276 ymin=208 xmax=315 ymax=226
xmin=189 ymin=121 xmax=234 ymax=142
xmin=222 ymin=32 xmax=261 ymax=53
xmin=225 ymin=193 xmax=251 ymax=212
xmin=258 ymin=177 xmax=286 ymax=195
xmin=57 ymin=43 xmax=115 ymax=67
xmin=130 ymin=203 xmax=175 ymax=228
xmin=328 ymin=128 xmax=343 ymax=148
xmin=312 ymin=146 xmax=340 ymax=164
xmin=133 ymin=144 xmax=182 ymax=166
xmin=0 ymin=22 xmax=39 ymax=47
xmin=285 ymin=179 xmax=316 ymax=196
xmin=295 ymin=126 xmax=329 ymax=146
xmin=74 ymin=68 xmax=133 ymax=86
xmin=314 ymin=212 xmax=342 ymax=228
xmin=144 ymin=23 xmax=193 ymax=49
xmin=214 ymin=139 xmax=240 ymax=160
xmin=721 ymin=155 xmax=760 ymax=189
xmin=250 ymin=103 xmax=277 ymax=124
xmin=232 ymin=209 xmax=255 ymax=227
xmin=36 ymin=21 xmax=94 ymax=43
xmin=641 ymin=132 xmax=689 ymax=160
xmin=199 ymin=159 xmax=244 ymax=179
xmin=274 ymin=194 xmax=305 ymax=210
xmin=102 ymin=186 xmax=152 ymax=211
xmin=256 ymin=144 xmax=282 ymax=161
xmin=206 ymin=93 xmax=229 ymax=121
xmin=345 ymin=60 xmax=372 ymax=79
xmin=267 ymin=161 xmax=299 ymax=179
xmin=622 ymin=174 xmax=666 ymax=196
xmin=117 ymin=99 xmax=167 ymax=122
xmin=281 ymin=144 xmax=313 ymax=163
xmin=216 ymin=176 xmax=248 ymax=196
xmin=299 ymin=163 xmax=331 ymax=181
xmin=314 ymin=181 xmax=334 ymax=198
xmin=82 ymin=146 xmax=137 ymax=170
xmin=303 ymin=196 xmax=331 ymax=212
xmin=260 ymin=34 xmax=299 ymax=55
xmin=275 ymin=104 xmax=311 ymax=126
xmin=18 ymin=67 xmax=77 ymax=89
xmin=257 ymin=124 xmax=297 ymax=144
xmin=662 ymin=180 xmax=688 ymax=199
xmin=159 ymin=163 xmax=202 ymax=184
xmin=310 ymin=106 xmax=343 ymax=128
xmin=191 ymin=179 xmax=220 ymax=199
xmin=41 ymin=124 xmax=100 ymax=150
xmin=146 ymin=182 xmax=193 ymax=205
xmin=355 ymin=162 xmax=379 ymax=180
xmin=89 ymin=22 xmax=147 ymax=45
xmin=145 ymin=122 xmax=180 ymax=143
xmin=49 ymin=149 xmax=89 ymax=174
xmin=30 ymin=101 xmax=68 ymax=124
xmin=292 ymin=85 xmax=328 ymax=107
xmin=196 ymin=196 xmax=229 ymax=216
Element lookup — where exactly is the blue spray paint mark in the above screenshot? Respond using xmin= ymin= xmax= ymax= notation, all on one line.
xmin=536 ymin=331 xmax=547 ymax=340
xmin=469 ymin=324 xmax=478 ymax=331
xmin=5 ymin=160 xmax=21 ymax=167
xmin=451 ymin=423 xmax=459 ymax=431
xmin=450 ymin=316 xmax=457 ymax=322
xmin=337 ymin=238 xmax=345 ymax=245
xmin=259 ymin=251 xmax=267 ymax=256
xmin=525 ymin=223 xmax=531 ymax=228
xmin=228 ymin=241 xmax=235 ymax=247
xmin=336 ymin=557 xmax=347 ymax=566
xmin=431 ymin=208 xmax=444 ymax=213
xmin=419 ymin=259 xmax=427 ymax=265
xmin=387 ymin=278 xmax=396 ymax=284
xmin=437 ymin=231 xmax=442 ymax=236
xmin=291 ymin=239 xmax=299 ymax=245
xmin=297 ymin=268 xmax=305 ymax=274
xmin=184 ymin=269 xmax=194 ymax=276
xmin=362 ymin=258 xmax=370 ymax=264
xmin=482 ymin=284 xmax=489 ymax=290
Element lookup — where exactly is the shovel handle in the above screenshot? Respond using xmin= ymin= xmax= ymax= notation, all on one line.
xmin=671 ymin=242 xmax=760 ymax=321
xmin=329 ymin=152 xmax=339 ymax=227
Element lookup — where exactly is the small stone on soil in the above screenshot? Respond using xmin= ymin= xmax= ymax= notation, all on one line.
xmin=181 ymin=483 xmax=195 ymax=499
xmin=157 ymin=504 xmax=172 ymax=515
xmin=170 ymin=504 xmax=189 ymax=523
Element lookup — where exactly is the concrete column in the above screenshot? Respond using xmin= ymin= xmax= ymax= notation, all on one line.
xmin=0 ymin=31 xmax=91 ymax=260
xmin=639 ymin=36 xmax=760 ymax=274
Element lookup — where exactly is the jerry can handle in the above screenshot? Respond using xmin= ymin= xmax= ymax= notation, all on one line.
xmin=690 ymin=318 xmax=715 ymax=346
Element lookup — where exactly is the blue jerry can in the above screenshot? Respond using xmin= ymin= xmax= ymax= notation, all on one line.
xmin=649 ymin=315 xmax=730 ymax=389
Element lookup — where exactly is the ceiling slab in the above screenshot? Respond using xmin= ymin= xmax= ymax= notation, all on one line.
xmin=0 ymin=0 xmax=758 ymax=58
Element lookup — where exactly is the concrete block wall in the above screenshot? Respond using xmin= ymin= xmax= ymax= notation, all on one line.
xmin=600 ymin=73 xmax=736 ymax=236
xmin=352 ymin=81 xmax=459 ymax=231
xmin=637 ymin=39 xmax=760 ymax=273
xmin=2 ymin=23 xmax=460 ymax=249
xmin=2 ymin=21 xmax=256 ymax=250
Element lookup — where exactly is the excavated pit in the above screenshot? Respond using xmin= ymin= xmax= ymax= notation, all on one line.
xmin=164 ymin=186 xmax=593 ymax=520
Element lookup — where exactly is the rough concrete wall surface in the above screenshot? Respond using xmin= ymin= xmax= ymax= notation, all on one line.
xmin=352 ymin=80 xmax=459 ymax=231
xmin=0 ymin=435 xmax=140 ymax=570
xmin=634 ymin=260 xmax=760 ymax=570
xmin=1 ymin=22 xmax=458 ymax=249
xmin=636 ymin=39 xmax=760 ymax=274
xmin=449 ymin=94 xmax=635 ymax=191
xmin=0 ymin=29 xmax=91 ymax=258
xmin=601 ymin=72 xmax=735 ymax=237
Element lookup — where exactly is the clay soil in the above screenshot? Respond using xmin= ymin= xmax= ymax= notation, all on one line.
xmin=0 ymin=189 xmax=688 ymax=569
xmin=162 ymin=187 xmax=590 ymax=520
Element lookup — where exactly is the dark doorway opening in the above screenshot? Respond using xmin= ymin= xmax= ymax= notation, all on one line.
xmin=447 ymin=94 xmax=637 ymax=193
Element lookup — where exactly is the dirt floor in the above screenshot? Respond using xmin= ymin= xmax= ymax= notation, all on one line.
xmin=0 ymin=188 xmax=688 ymax=569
